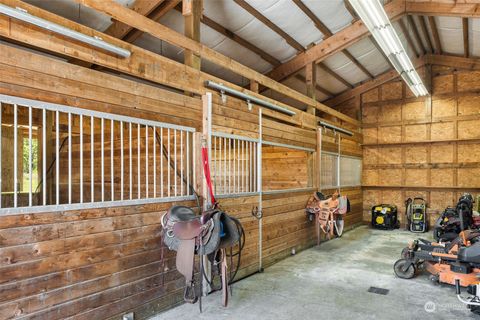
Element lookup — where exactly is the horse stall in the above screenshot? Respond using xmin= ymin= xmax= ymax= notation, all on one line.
xmin=0 ymin=0 xmax=479 ymax=319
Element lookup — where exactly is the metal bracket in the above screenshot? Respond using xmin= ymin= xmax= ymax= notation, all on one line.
xmin=252 ymin=206 xmax=263 ymax=219
xmin=247 ymin=99 xmax=252 ymax=111
xmin=220 ymin=90 xmax=227 ymax=104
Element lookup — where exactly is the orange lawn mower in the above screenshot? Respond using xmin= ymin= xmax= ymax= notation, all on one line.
xmin=306 ymin=191 xmax=349 ymax=245
xmin=394 ymin=229 xmax=480 ymax=287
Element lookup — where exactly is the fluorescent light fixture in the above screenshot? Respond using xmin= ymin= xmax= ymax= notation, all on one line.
xmin=0 ymin=3 xmax=131 ymax=58
xmin=349 ymin=0 xmax=428 ymax=97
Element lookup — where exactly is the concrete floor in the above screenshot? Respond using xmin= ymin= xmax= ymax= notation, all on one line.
xmin=152 ymin=226 xmax=475 ymax=319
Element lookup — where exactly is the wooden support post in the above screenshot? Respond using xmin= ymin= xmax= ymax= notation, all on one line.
xmin=250 ymin=80 xmax=259 ymax=93
xmin=316 ymin=127 xmax=322 ymax=191
xmin=184 ymin=0 xmax=202 ymax=71
xmin=305 ymin=60 xmax=317 ymax=115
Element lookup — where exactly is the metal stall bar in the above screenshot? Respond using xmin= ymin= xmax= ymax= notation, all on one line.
xmin=101 ymin=118 xmax=104 ymax=202
xmin=28 ymin=107 xmax=32 ymax=207
xmin=43 ymin=109 xmax=47 ymax=206
xmin=180 ymin=130 xmax=184 ymax=196
xmin=111 ymin=120 xmax=114 ymax=201
xmin=153 ymin=126 xmax=156 ymax=197
xmin=68 ymin=113 xmax=72 ymax=204
xmin=137 ymin=123 xmax=140 ymax=199
xmin=161 ymin=127 xmax=164 ymax=197
xmin=13 ymin=104 xmax=17 ymax=208
xmin=0 ymin=103 xmax=2 ymax=208
xmin=80 ymin=115 xmax=83 ymax=204
xmin=167 ymin=128 xmax=171 ymax=197
xmin=145 ymin=125 xmax=148 ymax=198
xmin=129 ymin=123 xmax=132 ymax=200
xmin=121 ymin=122 xmax=124 ymax=200
xmin=91 ymin=116 xmax=94 ymax=203
xmin=55 ymin=111 xmax=59 ymax=205
xmin=257 ymin=108 xmax=263 ymax=272
xmin=174 ymin=129 xmax=177 ymax=197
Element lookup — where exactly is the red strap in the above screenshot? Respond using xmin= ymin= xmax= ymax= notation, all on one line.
xmin=201 ymin=146 xmax=216 ymax=205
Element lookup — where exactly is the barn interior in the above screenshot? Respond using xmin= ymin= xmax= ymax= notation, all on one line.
xmin=0 ymin=0 xmax=479 ymax=319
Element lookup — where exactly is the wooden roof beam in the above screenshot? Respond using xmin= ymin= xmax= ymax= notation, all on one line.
xmin=418 ymin=16 xmax=433 ymax=54
xmin=425 ymin=54 xmax=480 ymax=71
xmin=325 ymin=55 xmax=426 ymax=107
xmin=294 ymin=0 xmax=373 ymax=79
xmin=427 ymin=16 xmax=442 ymax=55
xmin=123 ymin=0 xmax=181 ymax=43
xmin=266 ymin=0 xmax=406 ymax=82
xmin=294 ymin=74 xmax=334 ymax=98
xmin=318 ymin=62 xmax=353 ymax=89
xmin=407 ymin=15 xmax=426 ymax=55
xmin=103 ymin=0 xmax=165 ymax=39
xmin=406 ymin=1 xmax=480 ymax=18
xmin=233 ymin=0 xmax=304 ymax=52
xmin=399 ymin=18 xmax=420 ymax=57
xmin=72 ymin=0 xmax=359 ymax=125
xmin=463 ymin=18 xmax=469 ymax=58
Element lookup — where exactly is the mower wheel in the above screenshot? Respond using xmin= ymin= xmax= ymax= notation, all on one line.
xmin=429 ymin=274 xmax=439 ymax=285
xmin=400 ymin=247 xmax=410 ymax=259
xmin=394 ymin=259 xmax=416 ymax=279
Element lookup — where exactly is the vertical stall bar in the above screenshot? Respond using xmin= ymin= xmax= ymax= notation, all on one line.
xmin=91 ymin=116 xmax=94 ymax=203
xmin=233 ymin=139 xmax=236 ymax=194
xmin=223 ymin=137 xmax=227 ymax=195
xmin=68 ymin=112 xmax=72 ymax=204
xmin=13 ymin=104 xmax=18 ymax=208
xmin=153 ymin=126 xmax=156 ymax=197
xmin=145 ymin=125 xmax=149 ymax=198
xmin=218 ymin=137 xmax=222 ymax=194
xmin=228 ymin=138 xmax=231 ymax=194
xmin=43 ymin=109 xmax=47 ymax=206
xmin=213 ymin=136 xmax=216 ymax=193
xmin=56 ymin=110 xmax=59 ymax=205
xmin=186 ymin=131 xmax=189 ymax=196
xmin=129 ymin=122 xmax=132 ymax=200
xmin=137 ymin=123 xmax=140 ymax=199
xmin=111 ymin=120 xmax=114 ymax=201
xmin=167 ymin=128 xmax=171 ymax=197
xmin=80 ymin=115 xmax=83 ymax=203
xmin=28 ymin=107 xmax=32 ymax=206
xmin=181 ymin=130 xmax=184 ymax=196
xmin=101 ymin=118 xmax=104 ymax=202
xmin=174 ymin=129 xmax=177 ymax=197
xmin=121 ymin=122 xmax=124 ymax=200
xmin=161 ymin=127 xmax=164 ymax=197
xmin=0 ymin=103 xmax=2 ymax=208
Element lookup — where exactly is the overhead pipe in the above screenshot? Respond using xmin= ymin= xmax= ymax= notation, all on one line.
xmin=0 ymin=3 xmax=131 ymax=58
xmin=318 ymin=121 xmax=354 ymax=136
xmin=204 ymin=80 xmax=296 ymax=116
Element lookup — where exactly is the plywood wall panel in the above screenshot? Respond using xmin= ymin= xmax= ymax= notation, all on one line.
xmin=403 ymin=101 xmax=426 ymax=121
xmin=458 ymin=168 xmax=480 ymax=187
xmin=431 ymin=122 xmax=455 ymax=140
xmin=378 ymin=126 xmax=402 ymax=143
xmin=377 ymin=147 xmax=402 ymax=164
xmin=381 ymin=81 xmax=403 ymax=101
xmin=458 ymin=120 xmax=480 ymax=139
xmin=458 ymin=142 xmax=480 ymax=163
xmin=378 ymin=169 xmax=402 ymax=185
xmin=432 ymin=74 xmax=454 ymax=94
xmin=363 ymin=169 xmax=378 ymax=185
xmin=431 ymin=168 xmax=454 ymax=187
xmin=362 ymin=105 xmax=379 ymax=124
xmin=405 ymin=145 xmax=428 ymax=164
xmin=363 ymin=127 xmax=378 ymax=144
xmin=363 ymin=147 xmax=378 ymax=165
xmin=432 ymin=98 xmax=456 ymax=118
xmin=458 ymin=71 xmax=480 ymax=92
xmin=362 ymin=88 xmax=379 ymax=103
xmin=431 ymin=144 xmax=454 ymax=163
xmin=405 ymin=169 xmax=428 ymax=186
xmin=458 ymin=96 xmax=480 ymax=116
xmin=379 ymin=103 xmax=402 ymax=123
xmin=404 ymin=124 xmax=427 ymax=141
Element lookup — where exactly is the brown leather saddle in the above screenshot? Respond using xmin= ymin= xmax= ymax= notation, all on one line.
xmin=161 ymin=205 xmax=242 ymax=310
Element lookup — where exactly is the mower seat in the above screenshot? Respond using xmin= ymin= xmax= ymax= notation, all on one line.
xmin=458 ymin=242 xmax=480 ymax=264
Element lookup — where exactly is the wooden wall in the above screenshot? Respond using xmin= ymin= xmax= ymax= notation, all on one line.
xmin=357 ymin=66 xmax=480 ymax=226
xmin=0 ymin=43 xmax=360 ymax=319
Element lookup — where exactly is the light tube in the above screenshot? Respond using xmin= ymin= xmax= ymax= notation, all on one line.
xmin=349 ymin=0 xmax=428 ymax=97
xmin=0 ymin=3 xmax=131 ymax=58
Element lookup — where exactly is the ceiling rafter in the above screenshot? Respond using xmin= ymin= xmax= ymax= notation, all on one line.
xmin=172 ymin=5 xmax=281 ymax=66
xmin=293 ymin=0 xmax=373 ymax=79
xmin=463 ymin=18 xmax=469 ymax=58
xmin=407 ymin=15 xmax=426 ymax=55
xmin=265 ymin=0 xmax=406 ymax=82
xmin=122 ymin=0 xmax=181 ymax=43
xmin=417 ymin=16 xmax=433 ymax=53
xmin=427 ymin=16 xmax=442 ymax=54
xmin=318 ymin=62 xmax=353 ymax=89
xmin=233 ymin=0 xmax=305 ymax=52
xmin=295 ymin=74 xmax=334 ymax=97
xmin=399 ymin=18 xmax=420 ymax=58
xmin=104 ymin=0 xmax=165 ymax=39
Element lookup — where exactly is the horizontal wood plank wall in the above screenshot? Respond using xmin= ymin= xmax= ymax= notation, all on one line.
xmin=357 ymin=66 xmax=480 ymax=226
xmin=0 ymin=44 xmax=359 ymax=319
